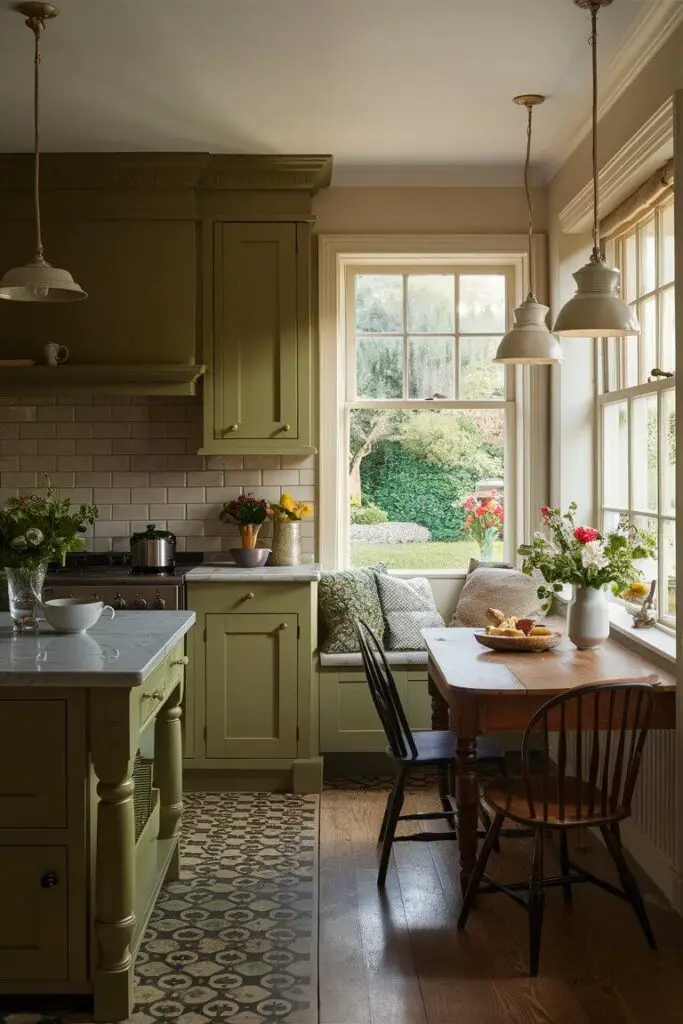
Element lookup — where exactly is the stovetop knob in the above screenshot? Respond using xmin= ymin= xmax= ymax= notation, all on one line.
xmin=133 ymin=593 xmax=147 ymax=610
xmin=113 ymin=593 xmax=127 ymax=610
xmin=91 ymin=592 xmax=101 ymax=602
xmin=152 ymin=591 xmax=167 ymax=611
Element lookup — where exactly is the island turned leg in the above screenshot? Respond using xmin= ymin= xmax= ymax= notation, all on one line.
xmin=452 ymin=694 xmax=482 ymax=893
xmin=90 ymin=690 xmax=136 ymax=1023
xmin=92 ymin=760 xmax=136 ymax=1021
xmin=155 ymin=681 xmax=183 ymax=880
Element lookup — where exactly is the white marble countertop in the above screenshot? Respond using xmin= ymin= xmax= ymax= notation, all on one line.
xmin=0 ymin=611 xmax=195 ymax=687
xmin=185 ymin=563 xmax=322 ymax=582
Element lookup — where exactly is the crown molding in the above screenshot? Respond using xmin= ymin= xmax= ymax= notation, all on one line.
xmin=559 ymin=96 xmax=674 ymax=234
xmin=548 ymin=0 xmax=683 ymax=178
xmin=0 ymin=153 xmax=333 ymax=194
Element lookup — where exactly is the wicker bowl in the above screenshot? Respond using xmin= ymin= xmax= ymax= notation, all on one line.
xmin=474 ymin=630 xmax=563 ymax=653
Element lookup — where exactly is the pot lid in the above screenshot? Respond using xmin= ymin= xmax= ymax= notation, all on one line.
xmin=130 ymin=524 xmax=176 ymax=542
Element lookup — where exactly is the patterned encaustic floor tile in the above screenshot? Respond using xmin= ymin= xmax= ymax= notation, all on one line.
xmin=0 ymin=792 xmax=319 ymax=1024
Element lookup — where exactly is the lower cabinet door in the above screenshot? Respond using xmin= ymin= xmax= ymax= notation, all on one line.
xmin=0 ymin=846 xmax=68 ymax=979
xmin=205 ymin=613 xmax=299 ymax=758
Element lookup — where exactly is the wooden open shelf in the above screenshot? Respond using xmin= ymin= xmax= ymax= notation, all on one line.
xmin=0 ymin=364 xmax=206 ymax=396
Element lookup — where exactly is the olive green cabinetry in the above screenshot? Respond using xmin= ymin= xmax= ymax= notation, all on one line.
xmin=202 ymin=222 xmax=315 ymax=454
xmin=185 ymin=580 xmax=321 ymax=792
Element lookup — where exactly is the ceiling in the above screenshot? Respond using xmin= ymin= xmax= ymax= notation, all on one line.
xmin=0 ymin=0 xmax=679 ymax=185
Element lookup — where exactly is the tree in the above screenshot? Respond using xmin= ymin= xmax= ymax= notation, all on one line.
xmin=349 ymin=409 xmax=403 ymax=500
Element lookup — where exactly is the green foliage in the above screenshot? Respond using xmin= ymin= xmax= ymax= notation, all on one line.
xmin=0 ymin=479 xmax=98 ymax=569
xmin=399 ymin=411 xmax=502 ymax=478
xmin=361 ymin=442 xmax=472 ymax=541
xmin=350 ymin=502 xmax=389 ymax=526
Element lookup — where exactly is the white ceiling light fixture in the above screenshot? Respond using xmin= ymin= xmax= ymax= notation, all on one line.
xmin=552 ymin=0 xmax=638 ymax=338
xmin=495 ymin=95 xmax=562 ymax=365
xmin=0 ymin=2 xmax=86 ymax=302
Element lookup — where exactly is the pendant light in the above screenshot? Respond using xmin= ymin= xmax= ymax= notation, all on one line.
xmin=552 ymin=0 xmax=638 ymax=337
xmin=0 ymin=2 xmax=86 ymax=302
xmin=495 ymin=95 xmax=562 ymax=364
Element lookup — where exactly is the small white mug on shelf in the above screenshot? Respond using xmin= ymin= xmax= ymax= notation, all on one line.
xmin=44 ymin=342 xmax=69 ymax=367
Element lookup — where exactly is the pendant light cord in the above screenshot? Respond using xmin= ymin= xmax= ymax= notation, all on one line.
xmin=588 ymin=2 xmax=603 ymax=265
xmin=27 ymin=14 xmax=45 ymax=264
xmin=523 ymin=102 xmax=535 ymax=301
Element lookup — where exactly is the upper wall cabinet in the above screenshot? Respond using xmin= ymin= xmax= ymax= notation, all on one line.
xmin=201 ymin=221 xmax=314 ymax=455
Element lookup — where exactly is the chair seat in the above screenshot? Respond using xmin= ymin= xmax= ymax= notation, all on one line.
xmin=484 ymin=775 xmax=618 ymax=826
xmin=390 ymin=731 xmax=505 ymax=766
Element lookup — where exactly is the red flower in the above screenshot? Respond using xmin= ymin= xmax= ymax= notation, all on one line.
xmin=475 ymin=506 xmax=485 ymax=517
xmin=573 ymin=526 xmax=599 ymax=545
xmin=540 ymin=505 xmax=551 ymax=519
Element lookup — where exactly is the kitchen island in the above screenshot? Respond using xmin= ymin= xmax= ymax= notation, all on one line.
xmin=0 ymin=610 xmax=195 ymax=1023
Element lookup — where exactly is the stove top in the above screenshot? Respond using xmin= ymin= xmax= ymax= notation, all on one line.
xmin=46 ymin=554 xmax=202 ymax=584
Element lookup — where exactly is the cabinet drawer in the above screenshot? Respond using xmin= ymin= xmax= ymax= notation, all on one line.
xmin=0 ymin=845 xmax=68 ymax=979
xmin=191 ymin=583 xmax=304 ymax=615
xmin=0 ymin=701 xmax=66 ymax=827
xmin=138 ymin=641 xmax=186 ymax=727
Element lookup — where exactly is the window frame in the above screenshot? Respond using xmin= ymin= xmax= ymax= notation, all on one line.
xmin=318 ymin=234 xmax=550 ymax=574
xmin=597 ymin=196 xmax=676 ymax=633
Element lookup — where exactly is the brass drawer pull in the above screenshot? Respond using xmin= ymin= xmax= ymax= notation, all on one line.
xmin=282 ymin=423 xmax=291 ymax=432
xmin=245 ymin=592 xmax=255 ymax=601
xmin=171 ymin=656 xmax=189 ymax=666
xmin=224 ymin=423 xmax=239 ymax=434
xmin=279 ymin=622 xmax=288 ymax=630
xmin=40 ymin=872 xmax=59 ymax=889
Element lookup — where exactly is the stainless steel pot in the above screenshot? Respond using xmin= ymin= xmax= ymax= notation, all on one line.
xmin=129 ymin=524 xmax=176 ymax=573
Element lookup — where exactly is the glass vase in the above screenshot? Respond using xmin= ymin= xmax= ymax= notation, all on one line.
xmin=239 ymin=523 xmax=262 ymax=549
xmin=5 ymin=563 xmax=48 ymax=634
xmin=270 ymin=520 xmax=302 ymax=567
xmin=567 ymin=585 xmax=610 ymax=650
xmin=480 ymin=526 xmax=499 ymax=561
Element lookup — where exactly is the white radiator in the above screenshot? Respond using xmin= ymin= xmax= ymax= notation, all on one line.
xmin=622 ymin=728 xmax=677 ymax=902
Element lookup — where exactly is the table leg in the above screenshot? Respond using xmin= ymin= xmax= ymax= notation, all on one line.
xmin=428 ymin=673 xmax=449 ymax=730
xmin=155 ymin=681 xmax=184 ymax=880
xmin=452 ymin=695 xmax=482 ymax=893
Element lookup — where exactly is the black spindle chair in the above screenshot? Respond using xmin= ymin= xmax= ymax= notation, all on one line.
xmin=458 ymin=677 xmax=658 ymax=976
xmin=356 ymin=619 xmax=507 ymax=888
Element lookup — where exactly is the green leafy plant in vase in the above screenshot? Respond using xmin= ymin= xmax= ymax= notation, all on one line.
xmin=0 ymin=477 xmax=99 ymax=633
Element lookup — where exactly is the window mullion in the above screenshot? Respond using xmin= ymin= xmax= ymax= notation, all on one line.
xmin=454 ymin=273 xmax=461 ymax=399
xmin=402 ymin=274 xmax=409 ymax=400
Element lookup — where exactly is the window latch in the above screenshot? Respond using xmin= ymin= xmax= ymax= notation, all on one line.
xmin=649 ymin=368 xmax=674 ymax=380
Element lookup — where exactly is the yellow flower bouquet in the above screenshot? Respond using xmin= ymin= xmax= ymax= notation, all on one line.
xmin=269 ymin=492 xmax=312 ymax=522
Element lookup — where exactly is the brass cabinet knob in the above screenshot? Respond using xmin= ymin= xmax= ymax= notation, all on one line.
xmin=172 ymin=656 xmax=190 ymax=666
xmin=246 ymin=592 xmax=255 ymax=600
xmin=40 ymin=872 xmax=59 ymax=889
xmin=223 ymin=423 xmax=239 ymax=434
xmin=280 ymin=622 xmax=288 ymax=630
xmin=282 ymin=423 xmax=291 ymax=432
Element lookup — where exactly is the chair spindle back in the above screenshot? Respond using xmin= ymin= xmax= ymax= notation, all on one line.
xmin=520 ymin=677 xmax=656 ymax=823
xmin=356 ymin=619 xmax=418 ymax=760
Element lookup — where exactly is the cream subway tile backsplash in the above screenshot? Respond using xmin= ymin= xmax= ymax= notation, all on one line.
xmin=0 ymin=397 xmax=318 ymax=555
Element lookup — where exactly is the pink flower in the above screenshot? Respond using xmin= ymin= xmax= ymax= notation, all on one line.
xmin=464 ymin=496 xmax=476 ymax=511
xmin=574 ymin=526 xmax=600 ymax=545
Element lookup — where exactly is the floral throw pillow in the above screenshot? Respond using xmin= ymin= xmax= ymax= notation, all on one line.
xmin=318 ymin=565 xmax=387 ymax=653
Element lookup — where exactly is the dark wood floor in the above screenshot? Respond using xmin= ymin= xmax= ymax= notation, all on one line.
xmin=319 ymin=782 xmax=683 ymax=1024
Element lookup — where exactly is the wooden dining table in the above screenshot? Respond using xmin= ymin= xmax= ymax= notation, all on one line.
xmin=422 ymin=621 xmax=676 ymax=893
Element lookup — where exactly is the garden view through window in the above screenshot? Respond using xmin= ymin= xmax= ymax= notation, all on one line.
xmin=348 ymin=270 xmax=510 ymax=570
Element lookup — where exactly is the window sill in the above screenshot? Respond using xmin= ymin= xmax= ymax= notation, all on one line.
xmin=554 ymin=593 xmax=676 ymax=668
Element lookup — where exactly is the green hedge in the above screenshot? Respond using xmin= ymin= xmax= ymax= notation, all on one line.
xmin=361 ymin=442 xmax=480 ymax=541
xmin=350 ymin=503 xmax=389 ymax=525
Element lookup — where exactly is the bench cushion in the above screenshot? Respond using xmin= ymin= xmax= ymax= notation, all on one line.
xmin=319 ymin=650 xmax=428 ymax=668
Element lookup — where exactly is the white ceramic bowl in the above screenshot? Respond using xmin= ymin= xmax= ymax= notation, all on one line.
xmin=42 ymin=598 xmax=115 ymax=634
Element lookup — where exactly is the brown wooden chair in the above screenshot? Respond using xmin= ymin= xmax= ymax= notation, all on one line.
xmin=356 ymin=619 xmax=507 ymax=888
xmin=458 ymin=677 xmax=658 ymax=976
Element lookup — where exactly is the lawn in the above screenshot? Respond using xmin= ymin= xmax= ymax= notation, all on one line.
xmin=350 ymin=540 xmax=505 ymax=570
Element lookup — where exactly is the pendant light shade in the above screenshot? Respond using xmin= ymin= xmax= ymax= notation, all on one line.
xmin=495 ymin=297 xmax=563 ymax=364
xmin=552 ymin=0 xmax=637 ymax=338
xmin=0 ymin=3 xmax=86 ymax=303
xmin=495 ymin=95 xmax=562 ymax=365
xmin=551 ymin=259 xmax=639 ymax=338
xmin=0 ymin=256 xmax=86 ymax=302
